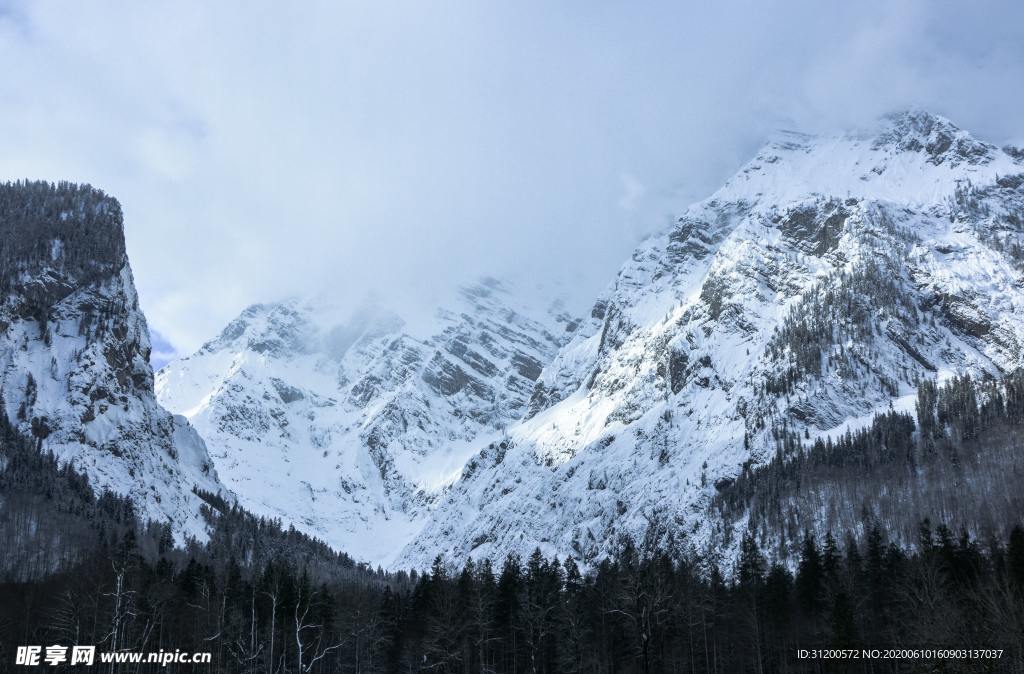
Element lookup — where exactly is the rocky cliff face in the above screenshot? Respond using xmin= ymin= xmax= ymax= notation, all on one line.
xmin=395 ymin=112 xmax=1024 ymax=568
xmin=156 ymin=279 xmax=577 ymax=565
xmin=0 ymin=181 xmax=224 ymax=539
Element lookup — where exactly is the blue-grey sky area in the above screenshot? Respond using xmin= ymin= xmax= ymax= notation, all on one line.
xmin=0 ymin=1 xmax=1022 ymax=359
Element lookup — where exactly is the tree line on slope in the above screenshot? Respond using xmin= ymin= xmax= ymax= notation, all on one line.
xmin=716 ymin=370 xmax=1024 ymax=563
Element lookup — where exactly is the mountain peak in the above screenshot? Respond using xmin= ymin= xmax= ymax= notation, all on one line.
xmin=880 ymin=108 xmax=955 ymax=131
xmin=871 ymin=110 xmax=997 ymax=165
xmin=714 ymin=111 xmax=1021 ymax=208
xmin=200 ymin=299 xmax=315 ymax=357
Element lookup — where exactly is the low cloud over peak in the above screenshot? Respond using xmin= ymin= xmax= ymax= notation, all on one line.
xmin=0 ymin=1 xmax=1021 ymax=354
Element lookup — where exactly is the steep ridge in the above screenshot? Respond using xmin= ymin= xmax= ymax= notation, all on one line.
xmin=156 ymin=279 xmax=577 ymax=565
xmin=397 ymin=111 xmax=1024 ymax=568
xmin=0 ymin=181 xmax=224 ymax=540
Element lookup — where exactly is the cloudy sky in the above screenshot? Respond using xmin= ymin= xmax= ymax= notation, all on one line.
xmin=0 ymin=1 xmax=1021 ymax=361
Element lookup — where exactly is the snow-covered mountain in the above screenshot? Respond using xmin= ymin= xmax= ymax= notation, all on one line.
xmin=155 ymin=279 xmax=578 ymax=565
xmin=395 ymin=111 xmax=1024 ymax=568
xmin=0 ymin=181 xmax=224 ymax=540
xmin=151 ymin=111 xmax=1024 ymax=570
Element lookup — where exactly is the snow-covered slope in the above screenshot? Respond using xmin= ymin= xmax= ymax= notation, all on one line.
xmin=156 ymin=279 xmax=577 ymax=565
xmin=0 ymin=181 xmax=224 ymax=540
xmin=396 ymin=111 xmax=1024 ymax=568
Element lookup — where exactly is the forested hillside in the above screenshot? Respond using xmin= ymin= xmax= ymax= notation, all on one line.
xmin=714 ymin=371 xmax=1024 ymax=562
xmin=3 ymin=381 xmax=1024 ymax=672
